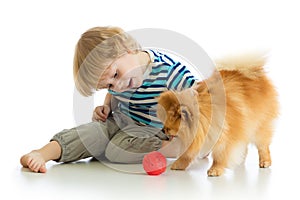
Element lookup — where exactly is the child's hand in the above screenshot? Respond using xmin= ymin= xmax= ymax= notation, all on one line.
xmin=92 ymin=105 xmax=111 ymax=122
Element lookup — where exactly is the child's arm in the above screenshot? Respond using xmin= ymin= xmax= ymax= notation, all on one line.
xmin=92 ymin=93 xmax=112 ymax=122
xmin=103 ymin=92 xmax=113 ymax=107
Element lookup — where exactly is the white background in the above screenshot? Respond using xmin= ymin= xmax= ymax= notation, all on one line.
xmin=1 ymin=0 xmax=300 ymax=199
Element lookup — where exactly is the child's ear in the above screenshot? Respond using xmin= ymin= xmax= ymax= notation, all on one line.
xmin=126 ymin=49 xmax=136 ymax=54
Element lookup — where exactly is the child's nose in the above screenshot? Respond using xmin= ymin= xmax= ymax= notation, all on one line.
xmin=112 ymin=79 xmax=125 ymax=92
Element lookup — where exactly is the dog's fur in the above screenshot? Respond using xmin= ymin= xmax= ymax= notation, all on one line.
xmin=157 ymin=53 xmax=279 ymax=176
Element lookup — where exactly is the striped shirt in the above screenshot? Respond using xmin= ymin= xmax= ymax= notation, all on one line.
xmin=108 ymin=49 xmax=196 ymax=128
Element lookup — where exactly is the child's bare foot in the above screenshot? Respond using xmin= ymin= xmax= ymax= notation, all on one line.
xmin=20 ymin=151 xmax=47 ymax=173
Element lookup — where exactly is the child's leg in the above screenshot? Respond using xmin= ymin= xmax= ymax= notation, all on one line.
xmin=20 ymin=119 xmax=120 ymax=173
xmin=105 ymin=124 xmax=174 ymax=163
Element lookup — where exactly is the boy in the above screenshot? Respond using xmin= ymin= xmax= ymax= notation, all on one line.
xmin=20 ymin=26 xmax=196 ymax=173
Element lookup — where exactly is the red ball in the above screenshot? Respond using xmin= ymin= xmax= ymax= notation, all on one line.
xmin=142 ymin=151 xmax=167 ymax=175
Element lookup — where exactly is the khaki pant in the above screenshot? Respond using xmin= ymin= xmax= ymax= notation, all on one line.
xmin=51 ymin=110 xmax=168 ymax=164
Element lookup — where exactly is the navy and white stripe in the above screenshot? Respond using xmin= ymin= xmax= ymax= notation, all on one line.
xmin=109 ymin=49 xmax=196 ymax=128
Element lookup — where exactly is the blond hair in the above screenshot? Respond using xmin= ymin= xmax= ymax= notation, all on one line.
xmin=73 ymin=26 xmax=141 ymax=96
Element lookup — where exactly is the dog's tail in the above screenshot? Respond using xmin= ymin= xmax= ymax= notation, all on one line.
xmin=214 ymin=51 xmax=268 ymax=79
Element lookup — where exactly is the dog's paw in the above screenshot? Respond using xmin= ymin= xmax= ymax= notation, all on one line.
xmin=170 ymin=160 xmax=189 ymax=170
xmin=259 ymin=160 xmax=271 ymax=168
xmin=207 ymin=167 xmax=224 ymax=177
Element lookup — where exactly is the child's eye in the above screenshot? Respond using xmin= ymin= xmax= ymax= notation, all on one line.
xmin=113 ymin=72 xmax=118 ymax=78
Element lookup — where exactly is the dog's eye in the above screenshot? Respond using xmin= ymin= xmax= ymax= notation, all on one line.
xmin=181 ymin=108 xmax=191 ymax=121
xmin=164 ymin=127 xmax=170 ymax=133
xmin=182 ymin=110 xmax=188 ymax=117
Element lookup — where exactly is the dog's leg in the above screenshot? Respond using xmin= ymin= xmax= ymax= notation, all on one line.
xmin=254 ymin=122 xmax=273 ymax=168
xmin=170 ymin=152 xmax=194 ymax=170
xmin=209 ymin=141 xmax=248 ymax=177
xmin=257 ymin=146 xmax=271 ymax=168
xmin=207 ymin=161 xmax=226 ymax=177
xmin=207 ymin=141 xmax=229 ymax=176
xmin=171 ymin=137 xmax=202 ymax=170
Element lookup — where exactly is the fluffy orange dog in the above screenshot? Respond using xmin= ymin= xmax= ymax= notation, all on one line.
xmin=157 ymin=54 xmax=279 ymax=176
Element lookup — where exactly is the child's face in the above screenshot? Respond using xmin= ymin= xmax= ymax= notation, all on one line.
xmin=97 ymin=53 xmax=146 ymax=92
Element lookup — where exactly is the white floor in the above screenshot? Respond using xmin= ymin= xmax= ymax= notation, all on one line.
xmin=3 ymin=118 xmax=300 ymax=200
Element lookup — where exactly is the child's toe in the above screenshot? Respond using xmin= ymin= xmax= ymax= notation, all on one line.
xmin=39 ymin=165 xmax=47 ymax=173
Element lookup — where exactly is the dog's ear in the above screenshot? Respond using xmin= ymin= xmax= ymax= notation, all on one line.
xmin=181 ymin=105 xmax=192 ymax=123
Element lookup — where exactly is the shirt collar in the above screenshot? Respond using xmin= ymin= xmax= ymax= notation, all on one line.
xmin=142 ymin=49 xmax=162 ymax=79
xmin=144 ymin=49 xmax=155 ymax=63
